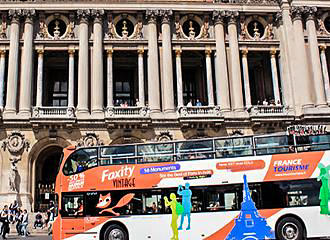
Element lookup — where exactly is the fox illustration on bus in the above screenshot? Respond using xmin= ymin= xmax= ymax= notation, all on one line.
xmin=96 ymin=192 xmax=135 ymax=216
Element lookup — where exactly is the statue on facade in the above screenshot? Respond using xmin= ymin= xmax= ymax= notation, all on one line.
xmin=201 ymin=21 xmax=209 ymax=39
xmin=37 ymin=20 xmax=49 ymax=39
xmin=66 ymin=20 xmax=75 ymax=39
xmin=265 ymin=23 xmax=274 ymax=40
xmin=106 ymin=15 xmax=116 ymax=39
xmin=175 ymin=21 xmax=183 ymax=39
xmin=240 ymin=21 xmax=248 ymax=40
xmin=9 ymin=156 xmax=20 ymax=193
xmin=0 ymin=20 xmax=7 ymax=39
xmin=318 ymin=19 xmax=328 ymax=35
xmin=133 ymin=20 xmax=143 ymax=39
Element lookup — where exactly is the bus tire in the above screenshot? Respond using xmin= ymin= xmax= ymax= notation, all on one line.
xmin=104 ymin=224 xmax=128 ymax=240
xmin=276 ymin=217 xmax=305 ymax=240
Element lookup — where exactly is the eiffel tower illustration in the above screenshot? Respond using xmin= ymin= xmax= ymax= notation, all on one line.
xmin=226 ymin=175 xmax=275 ymax=240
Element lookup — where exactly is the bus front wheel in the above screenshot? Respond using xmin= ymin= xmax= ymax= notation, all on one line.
xmin=276 ymin=217 xmax=305 ymax=240
xmin=104 ymin=224 xmax=128 ymax=240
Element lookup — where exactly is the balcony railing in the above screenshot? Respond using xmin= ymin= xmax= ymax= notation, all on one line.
xmin=250 ymin=105 xmax=288 ymax=115
xmin=178 ymin=106 xmax=222 ymax=118
xmin=32 ymin=106 xmax=75 ymax=118
xmin=105 ymin=106 xmax=150 ymax=118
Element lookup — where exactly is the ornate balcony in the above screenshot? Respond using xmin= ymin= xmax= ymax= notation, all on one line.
xmin=178 ymin=106 xmax=224 ymax=125
xmin=250 ymin=105 xmax=288 ymax=115
xmin=30 ymin=106 xmax=76 ymax=123
xmin=105 ymin=106 xmax=151 ymax=127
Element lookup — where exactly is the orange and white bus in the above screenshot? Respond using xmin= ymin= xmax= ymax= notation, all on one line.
xmin=53 ymin=132 xmax=330 ymax=240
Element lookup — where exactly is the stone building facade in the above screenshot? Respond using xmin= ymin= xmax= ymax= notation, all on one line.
xmin=0 ymin=0 xmax=330 ymax=211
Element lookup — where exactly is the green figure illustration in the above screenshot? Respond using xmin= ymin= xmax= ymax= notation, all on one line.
xmin=164 ymin=193 xmax=179 ymax=240
xmin=317 ymin=163 xmax=330 ymax=215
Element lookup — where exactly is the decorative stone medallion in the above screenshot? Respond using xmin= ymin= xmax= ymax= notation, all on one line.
xmin=2 ymin=131 xmax=30 ymax=154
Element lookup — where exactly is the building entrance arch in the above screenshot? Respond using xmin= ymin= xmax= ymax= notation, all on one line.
xmin=34 ymin=145 xmax=63 ymax=212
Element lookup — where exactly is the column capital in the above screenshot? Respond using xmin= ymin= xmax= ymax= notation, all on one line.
xmin=146 ymin=9 xmax=159 ymax=24
xmin=212 ymin=10 xmax=226 ymax=25
xmin=77 ymin=9 xmax=91 ymax=24
xmin=36 ymin=47 xmax=44 ymax=56
xmin=274 ymin=12 xmax=283 ymax=26
xmin=225 ymin=11 xmax=239 ymax=25
xmin=137 ymin=47 xmax=144 ymax=55
xmin=22 ymin=9 xmax=36 ymax=24
xmin=91 ymin=9 xmax=104 ymax=24
xmin=175 ymin=48 xmax=182 ymax=57
xmin=0 ymin=49 xmax=5 ymax=58
xmin=106 ymin=47 xmax=114 ymax=56
xmin=68 ymin=48 xmax=75 ymax=56
xmin=291 ymin=6 xmax=304 ymax=22
xmin=159 ymin=9 xmax=172 ymax=24
xmin=270 ymin=48 xmax=276 ymax=57
xmin=205 ymin=48 xmax=212 ymax=57
xmin=320 ymin=44 xmax=327 ymax=52
xmin=241 ymin=48 xmax=248 ymax=57
xmin=8 ymin=9 xmax=23 ymax=24
xmin=304 ymin=6 xmax=317 ymax=21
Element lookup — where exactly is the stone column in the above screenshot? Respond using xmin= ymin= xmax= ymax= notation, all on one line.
xmin=146 ymin=10 xmax=160 ymax=113
xmin=320 ymin=45 xmax=330 ymax=105
xmin=106 ymin=48 xmax=113 ymax=108
xmin=160 ymin=10 xmax=175 ymax=113
xmin=91 ymin=9 xmax=104 ymax=115
xmin=270 ymin=49 xmax=281 ymax=104
xmin=138 ymin=47 xmax=145 ymax=106
xmin=291 ymin=7 xmax=314 ymax=109
xmin=275 ymin=10 xmax=295 ymax=110
xmin=227 ymin=11 xmax=244 ymax=112
xmin=0 ymin=49 xmax=6 ymax=109
xmin=35 ymin=48 xmax=44 ymax=107
xmin=241 ymin=48 xmax=251 ymax=108
xmin=76 ymin=9 xmax=90 ymax=115
xmin=205 ymin=48 xmax=215 ymax=106
xmin=5 ymin=10 xmax=21 ymax=114
xmin=213 ymin=11 xmax=230 ymax=111
xmin=305 ymin=7 xmax=327 ymax=107
xmin=19 ymin=9 xmax=35 ymax=115
xmin=68 ymin=48 xmax=75 ymax=108
xmin=175 ymin=48 xmax=183 ymax=108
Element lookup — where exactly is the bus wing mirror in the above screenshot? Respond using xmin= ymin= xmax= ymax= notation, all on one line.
xmin=59 ymin=209 xmax=64 ymax=215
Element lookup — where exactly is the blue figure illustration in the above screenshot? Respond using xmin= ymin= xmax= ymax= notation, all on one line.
xmin=177 ymin=183 xmax=192 ymax=230
xmin=226 ymin=175 xmax=275 ymax=240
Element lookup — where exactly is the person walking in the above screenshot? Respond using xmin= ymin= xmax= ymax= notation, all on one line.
xmin=19 ymin=209 xmax=28 ymax=238
xmin=0 ymin=205 xmax=10 ymax=239
xmin=9 ymin=200 xmax=18 ymax=223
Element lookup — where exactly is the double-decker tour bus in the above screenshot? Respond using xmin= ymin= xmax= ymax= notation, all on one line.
xmin=53 ymin=127 xmax=330 ymax=240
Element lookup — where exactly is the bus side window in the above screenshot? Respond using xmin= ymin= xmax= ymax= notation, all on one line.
xmin=142 ymin=190 xmax=162 ymax=214
xmin=61 ymin=194 xmax=84 ymax=217
xmin=63 ymin=148 xmax=98 ymax=175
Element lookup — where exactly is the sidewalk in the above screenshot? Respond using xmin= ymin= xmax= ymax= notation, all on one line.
xmin=7 ymin=222 xmax=49 ymax=237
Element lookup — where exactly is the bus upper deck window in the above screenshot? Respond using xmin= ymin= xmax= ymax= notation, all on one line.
xmin=63 ymin=148 xmax=98 ymax=175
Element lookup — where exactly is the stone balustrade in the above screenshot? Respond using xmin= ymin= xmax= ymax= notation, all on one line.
xmin=32 ymin=106 xmax=75 ymax=118
xmin=178 ymin=106 xmax=221 ymax=118
xmin=105 ymin=106 xmax=150 ymax=118
xmin=250 ymin=105 xmax=288 ymax=115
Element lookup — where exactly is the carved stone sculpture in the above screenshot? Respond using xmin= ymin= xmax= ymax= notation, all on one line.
xmin=37 ymin=20 xmax=49 ymax=39
xmin=201 ymin=21 xmax=209 ymax=39
xmin=265 ymin=23 xmax=274 ymax=39
xmin=2 ymin=131 xmax=30 ymax=154
xmin=318 ymin=19 xmax=328 ymax=35
xmin=77 ymin=132 xmax=104 ymax=147
xmin=9 ymin=156 xmax=20 ymax=193
xmin=66 ymin=20 xmax=75 ymax=39
xmin=0 ymin=20 xmax=7 ymax=39
xmin=240 ymin=21 xmax=248 ymax=40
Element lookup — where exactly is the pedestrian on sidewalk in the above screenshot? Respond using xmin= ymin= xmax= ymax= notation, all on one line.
xmin=19 ymin=209 xmax=29 ymax=238
xmin=0 ymin=205 xmax=10 ymax=239
xmin=15 ymin=209 xmax=23 ymax=236
xmin=9 ymin=200 xmax=18 ymax=223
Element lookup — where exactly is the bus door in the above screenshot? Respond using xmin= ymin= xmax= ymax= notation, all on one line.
xmin=61 ymin=193 xmax=85 ymax=238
